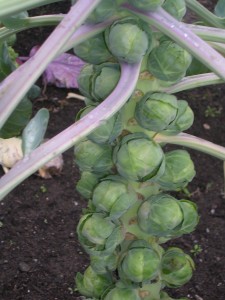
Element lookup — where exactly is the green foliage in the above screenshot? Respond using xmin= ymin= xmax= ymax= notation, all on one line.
xmin=128 ymin=0 xmax=165 ymax=11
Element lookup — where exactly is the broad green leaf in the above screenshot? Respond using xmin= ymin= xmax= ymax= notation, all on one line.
xmin=22 ymin=108 xmax=49 ymax=156
xmin=215 ymin=0 xmax=225 ymax=18
xmin=0 ymin=96 xmax=32 ymax=138
xmin=0 ymin=42 xmax=15 ymax=80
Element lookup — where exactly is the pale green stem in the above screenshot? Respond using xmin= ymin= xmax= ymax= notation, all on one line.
xmin=163 ymin=73 xmax=223 ymax=94
xmin=0 ymin=15 xmax=64 ymax=41
xmin=208 ymin=42 xmax=225 ymax=56
xmin=0 ymin=62 xmax=141 ymax=200
xmin=187 ymin=23 xmax=225 ymax=43
xmin=0 ymin=0 xmax=63 ymax=18
xmin=0 ymin=0 xmax=102 ymax=130
xmin=185 ymin=0 xmax=225 ymax=28
xmin=154 ymin=133 xmax=225 ymax=160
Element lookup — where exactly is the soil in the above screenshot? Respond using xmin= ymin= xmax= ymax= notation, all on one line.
xmin=0 ymin=1 xmax=225 ymax=300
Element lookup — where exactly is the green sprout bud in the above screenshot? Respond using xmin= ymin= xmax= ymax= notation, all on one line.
xmin=76 ymin=171 xmax=100 ymax=199
xmin=75 ymin=266 xmax=113 ymax=298
xmin=92 ymin=63 xmax=121 ymax=102
xmin=77 ymin=63 xmax=121 ymax=102
xmin=179 ymin=200 xmax=199 ymax=235
xmin=120 ymin=240 xmax=161 ymax=282
xmin=105 ymin=18 xmax=152 ymax=64
xmin=93 ymin=176 xmax=137 ymax=219
xmin=138 ymin=194 xmax=183 ymax=237
xmin=135 ymin=92 xmax=178 ymax=132
xmin=161 ymin=247 xmax=195 ymax=288
xmin=74 ymin=33 xmax=112 ymax=64
xmin=164 ymin=100 xmax=194 ymax=135
xmin=85 ymin=0 xmax=118 ymax=24
xmin=113 ymin=133 xmax=165 ymax=182
xmin=104 ymin=287 xmax=140 ymax=300
xmin=148 ymin=40 xmax=192 ymax=82
xmin=74 ymin=139 xmax=113 ymax=175
xmin=128 ymin=0 xmax=165 ymax=10
xmin=157 ymin=150 xmax=196 ymax=191
xmin=91 ymin=253 xmax=118 ymax=274
xmin=80 ymin=213 xmax=115 ymax=245
xmin=77 ymin=105 xmax=122 ymax=144
xmin=162 ymin=0 xmax=186 ymax=20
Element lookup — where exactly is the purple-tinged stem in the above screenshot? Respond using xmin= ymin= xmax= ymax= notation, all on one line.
xmin=0 ymin=62 xmax=141 ymax=200
xmin=154 ymin=133 xmax=225 ymax=160
xmin=0 ymin=0 xmax=102 ymax=129
xmin=124 ymin=5 xmax=225 ymax=80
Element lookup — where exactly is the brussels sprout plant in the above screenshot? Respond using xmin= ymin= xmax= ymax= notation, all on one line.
xmin=0 ymin=0 xmax=225 ymax=299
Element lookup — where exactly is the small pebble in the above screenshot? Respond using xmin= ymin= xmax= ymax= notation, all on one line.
xmin=206 ymin=228 xmax=210 ymax=233
xmin=19 ymin=262 xmax=31 ymax=272
xmin=203 ymin=123 xmax=210 ymax=130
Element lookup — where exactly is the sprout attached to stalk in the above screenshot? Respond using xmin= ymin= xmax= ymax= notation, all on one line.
xmin=162 ymin=0 xmax=186 ymax=21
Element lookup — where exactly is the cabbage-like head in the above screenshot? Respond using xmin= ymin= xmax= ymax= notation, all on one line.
xmin=135 ymin=92 xmax=178 ymax=132
xmin=85 ymin=0 xmax=118 ymax=24
xmin=74 ymin=32 xmax=112 ymax=64
xmin=105 ymin=17 xmax=152 ymax=64
xmin=161 ymin=247 xmax=195 ymax=288
xmin=148 ymin=40 xmax=192 ymax=82
xmin=120 ymin=240 xmax=161 ymax=282
xmin=75 ymin=265 xmax=113 ymax=298
xmin=157 ymin=150 xmax=195 ymax=191
xmin=162 ymin=0 xmax=186 ymax=20
xmin=74 ymin=139 xmax=113 ymax=175
xmin=76 ymin=171 xmax=100 ymax=199
xmin=113 ymin=133 xmax=165 ymax=182
xmin=137 ymin=194 xmax=183 ymax=237
xmin=128 ymin=0 xmax=165 ymax=10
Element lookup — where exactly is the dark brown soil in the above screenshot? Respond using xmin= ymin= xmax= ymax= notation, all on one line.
xmin=0 ymin=1 xmax=225 ymax=300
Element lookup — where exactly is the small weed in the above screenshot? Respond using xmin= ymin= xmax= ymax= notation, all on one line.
xmin=204 ymin=105 xmax=222 ymax=118
xmin=40 ymin=185 xmax=47 ymax=193
xmin=190 ymin=244 xmax=202 ymax=256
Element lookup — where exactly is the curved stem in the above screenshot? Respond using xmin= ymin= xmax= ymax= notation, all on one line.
xmin=163 ymin=73 xmax=223 ymax=94
xmin=0 ymin=62 xmax=141 ymax=201
xmin=154 ymin=133 xmax=225 ymax=160
xmin=0 ymin=0 xmax=102 ymax=130
xmin=185 ymin=0 xmax=225 ymax=29
xmin=124 ymin=5 xmax=225 ymax=80
xmin=0 ymin=0 xmax=63 ymax=18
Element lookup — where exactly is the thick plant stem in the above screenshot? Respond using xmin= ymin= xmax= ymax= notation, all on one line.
xmin=0 ymin=62 xmax=141 ymax=201
xmin=188 ymin=23 xmax=225 ymax=43
xmin=124 ymin=5 xmax=225 ymax=81
xmin=154 ymin=133 xmax=225 ymax=160
xmin=0 ymin=0 xmax=63 ymax=18
xmin=185 ymin=0 xmax=225 ymax=29
xmin=164 ymin=73 xmax=223 ymax=94
xmin=0 ymin=0 xmax=102 ymax=130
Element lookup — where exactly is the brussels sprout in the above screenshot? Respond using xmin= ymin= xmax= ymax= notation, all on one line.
xmin=104 ymin=287 xmax=140 ymax=300
xmin=135 ymin=92 xmax=178 ymax=132
xmin=75 ymin=266 xmax=113 ymax=298
xmin=92 ymin=63 xmax=121 ymax=102
xmin=76 ymin=171 xmax=100 ymax=199
xmin=137 ymin=194 xmax=183 ymax=237
xmin=77 ymin=63 xmax=121 ymax=102
xmin=157 ymin=150 xmax=196 ymax=191
xmin=80 ymin=213 xmax=115 ymax=245
xmin=120 ymin=240 xmax=161 ymax=282
xmin=85 ymin=0 xmax=118 ymax=24
xmin=128 ymin=0 xmax=165 ymax=10
xmin=105 ymin=18 xmax=152 ymax=64
xmin=74 ymin=33 xmax=112 ymax=64
xmin=90 ymin=253 xmax=118 ymax=274
xmin=74 ymin=139 xmax=113 ymax=175
xmin=113 ymin=133 xmax=165 ymax=182
xmin=161 ymin=247 xmax=195 ymax=288
xmin=148 ymin=40 xmax=192 ymax=82
xmin=178 ymin=200 xmax=199 ymax=235
xmin=93 ymin=177 xmax=137 ymax=219
xmin=164 ymin=100 xmax=194 ymax=134
xmin=162 ymin=0 xmax=186 ymax=20
xmin=78 ymin=105 xmax=123 ymax=144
